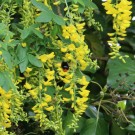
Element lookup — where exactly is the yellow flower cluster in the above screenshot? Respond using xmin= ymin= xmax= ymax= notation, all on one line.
xmin=63 ymin=83 xmax=75 ymax=102
xmin=102 ymin=0 xmax=132 ymax=40
xmin=0 ymin=87 xmax=12 ymax=129
xmin=61 ymin=75 xmax=90 ymax=115
xmin=57 ymin=23 xmax=92 ymax=71
xmin=62 ymin=23 xmax=85 ymax=43
xmin=38 ymin=52 xmax=55 ymax=63
xmin=10 ymin=91 xmax=27 ymax=127
xmin=32 ymin=94 xmax=54 ymax=127
xmin=24 ymin=82 xmax=32 ymax=90
xmin=75 ymin=76 xmax=90 ymax=115
xmin=55 ymin=62 xmax=73 ymax=84
xmin=43 ymin=69 xmax=55 ymax=86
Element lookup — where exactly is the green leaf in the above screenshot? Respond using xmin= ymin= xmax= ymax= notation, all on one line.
xmin=0 ymin=72 xmax=5 ymax=86
xmin=77 ymin=0 xmax=85 ymax=7
xmin=0 ymin=71 xmax=16 ymax=91
xmin=107 ymin=57 xmax=135 ymax=91
xmin=111 ymin=122 xmax=127 ymax=135
xmin=80 ymin=118 xmax=96 ymax=135
xmin=78 ymin=5 xmax=85 ymax=13
xmin=15 ymin=0 xmax=23 ymax=5
xmin=53 ymin=15 xmax=65 ymax=25
xmin=28 ymin=54 xmax=42 ymax=67
xmin=20 ymin=28 xmax=31 ymax=39
xmin=75 ymin=68 xmax=83 ymax=78
xmin=16 ymin=45 xmax=27 ymax=61
xmin=76 ymin=117 xmax=86 ymax=133
xmin=80 ymin=118 xmax=109 ymax=135
xmin=19 ymin=56 xmax=28 ymax=73
xmin=35 ymin=11 xmax=53 ymax=23
xmin=16 ymin=45 xmax=28 ymax=72
xmin=46 ymin=86 xmax=55 ymax=97
xmin=83 ymin=0 xmax=98 ymax=9
xmin=126 ymin=121 xmax=135 ymax=131
xmin=51 ymin=25 xmax=59 ymax=37
xmin=31 ymin=0 xmax=50 ymax=12
xmin=63 ymin=111 xmax=74 ymax=135
xmin=32 ymin=29 xmax=44 ymax=39
xmin=85 ymin=106 xmax=98 ymax=118
xmin=20 ymin=24 xmax=41 ymax=39
xmin=72 ymin=0 xmax=77 ymax=3
xmin=2 ymin=50 xmax=13 ymax=69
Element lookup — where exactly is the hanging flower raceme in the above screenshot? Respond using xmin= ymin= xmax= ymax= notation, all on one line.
xmin=62 ymin=23 xmax=85 ymax=43
xmin=102 ymin=0 xmax=132 ymax=61
xmin=60 ymin=23 xmax=98 ymax=71
xmin=103 ymin=0 xmax=132 ymax=40
xmin=0 ymin=87 xmax=12 ymax=130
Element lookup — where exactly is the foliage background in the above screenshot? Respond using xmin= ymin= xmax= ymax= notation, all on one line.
xmin=0 ymin=0 xmax=135 ymax=135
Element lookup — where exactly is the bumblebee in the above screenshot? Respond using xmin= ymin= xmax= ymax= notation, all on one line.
xmin=61 ymin=62 xmax=69 ymax=72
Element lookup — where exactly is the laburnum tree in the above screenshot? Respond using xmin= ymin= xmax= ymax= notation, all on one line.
xmin=0 ymin=0 xmax=135 ymax=135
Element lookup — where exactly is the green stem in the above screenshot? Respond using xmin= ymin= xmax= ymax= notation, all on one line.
xmin=64 ymin=0 xmax=72 ymax=23
xmin=91 ymin=81 xmax=103 ymax=91
xmin=121 ymin=110 xmax=135 ymax=127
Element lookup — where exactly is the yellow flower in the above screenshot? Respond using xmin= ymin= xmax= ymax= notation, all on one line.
xmin=46 ymin=70 xmax=55 ymax=81
xmin=3 ymin=122 xmax=11 ymax=128
xmin=103 ymin=0 xmax=132 ymax=40
xmin=21 ymin=42 xmax=27 ymax=47
xmin=0 ymin=87 xmax=5 ymax=95
xmin=46 ymin=69 xmax=55 ymax=76
xmin=53 ymin=1 xmax=60 ymax=5
xmin=70 ymin=33 xmax=79 ymax=43
xmin=80 ymin=59 xmax=88 ymax=70
xmin=63 ymin=97 xmax=70 ymax=102
xmin=65 ymin=73 xmax=73 ymax=79
xmin=47 ymin=76 xmax=54 ymax=82
xmin=5 ymin=91 xmax=12 ymax=99
xmin=3 ymin=102 xmax=10 ymax=109
xmin=61 ymin=77 xmax=71 ymax=83
xmin=68 ymin=44 xmax=75 ymax=51
xmin=78 ymin=76 xmax=89 ymax=86
xmin=3 ymin=106 xmax=11 ymax=114
xmin=45 ymin=94 xmax=52 ymax=102
xmin=63 ymin=32 xmax=70 ymax=39
xmin=43 ymin=81 xmax=52 ymax=86
xmin=38 ymin=54 xmax=47 ymax=63
xmin=4 ymin=113 xmax=9 ymax=119
xmin=47 ymin=52 xmax=55 ymax=59
xmin=79 ymin=90 xmax=90 ymax=97
xmin=65 ymin=53 xmax=73 ymax=60
xmin=76 ymin=23 xmax=85 ymax=30
xmin=76 ymin=97 xmax=88 ymax=105
xmin=25 ymin=67 xmax=32 ymax=73
xmin=67 ymin=25 xmax=76 ymax=33
xmin=69 ymin=89 xmax=74 ymax=95
xmin=61 ymin=47 xmax=67 ymax=52
xmin=40 ymin=102 xmax=48 ymax=107
xmin=38 ymin=52 xmax=55 ymax=63
xmin=45 ymin=106 xmax=54 ymax=111
xmin=65 ymin=86 xmax=71 ymax=91
xmin=24 ymin=82 xmax=32 ymax=89
xmin=29 ymin=89 xmax=38 ymax=99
